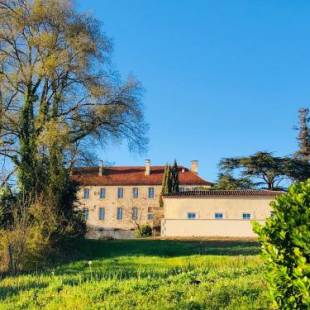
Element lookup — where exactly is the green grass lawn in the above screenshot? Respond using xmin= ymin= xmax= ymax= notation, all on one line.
xmin=0 ymin=239 xmax=270 ymax=310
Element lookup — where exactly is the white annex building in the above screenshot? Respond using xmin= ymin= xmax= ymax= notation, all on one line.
xmin=161 ymin=190 xmax=281 ymax=238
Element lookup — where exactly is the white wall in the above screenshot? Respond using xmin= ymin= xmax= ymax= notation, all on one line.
xmin=161 ymin=219 xmax=264 ymax=237
xmin=162 ymin=195 xmax=277 ymax=237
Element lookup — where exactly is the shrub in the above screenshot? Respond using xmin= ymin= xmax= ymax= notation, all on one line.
xmin=135 ymin=224 xmax=153 ymax=238
xmin=254 ymin=180 xmax=310 ymax=309
xmin=0 ymin=200 xmax=56 ymax=274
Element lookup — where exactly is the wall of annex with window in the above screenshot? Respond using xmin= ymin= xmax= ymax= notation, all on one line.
xmin=163 ymin=197 xmax=275 ymax=222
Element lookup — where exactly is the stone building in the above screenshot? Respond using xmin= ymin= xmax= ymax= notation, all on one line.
xmin=72 ymin=160 xmax=212 ymax=238
xmin=162 ymin=190 xmax=282 ymax=238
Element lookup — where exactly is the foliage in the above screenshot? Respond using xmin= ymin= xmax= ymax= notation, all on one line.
xmin=0 ymin=199 xmax=57 ymax=274
xmin=0 ymin=0 xmax=140 ymax=271
xmin=0 ymin=187 xmax=85 ymax=275
xmin=0 ymin=185 xmax=15 ymax=228
xmin=219 ymin=152 xmax=290 ymax=190
xmin=135 ymin=224 xmax=152 ymax=238
xmin=159 ymin=165 xmax=171 ymax=207
xmin=0 ymin=239 xmax=271 ymax=309
xmin=170 ymin=160 xmax=180 ymax=193
xmin=295 ymin=108 xmax=310 ymax=161
xmin=214 ymin=173 xmax=256 ymax=190
xmin=284 ymin=158 xmax=310 ymax=182
xmin=254 ymin=180 xmax=310 ymax=309
xmin=44 ymin=147 xmax=86 ymax=240
xmin=162 ymin=165 xmax=172 ymax=194
xmin=0 ymin=0 xmax=147 ymax=201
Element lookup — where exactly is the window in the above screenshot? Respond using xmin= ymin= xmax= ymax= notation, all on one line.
xmin=187 ymin=212 xmax=196 ymax=219
xmin=99 ymin=188 xmax=106 ymax=199
xmin=214 ymin=213 xmax=223 ymax=219
xmin=242 ymin=213 xmax=251 ymax=220
xmin=147 ymin=213 xmax=154 ymax=220
xmin=132 ymin=187 xmax=139 ymax=198
xmin=117 ymin=187 xmax=124 ymax=199
xmin=82 ymin=208 xmax=89 ymax=221
xmin=148 ymin=187 xmax=155 ymax=199
xmin=117 ymin=207 xmax=123 ymax=220
xmin=132 ymin=207 xmax=138 ymax=220
xmin=83 ymin=188 xmax=90 ymax=199
xmin=98 ymin=207 xmax=105 ymax=220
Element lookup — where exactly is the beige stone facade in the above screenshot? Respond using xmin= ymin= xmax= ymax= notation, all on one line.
xmin=162 ymin=192 xmax=281 ymax=238
xmin=73 ymin=161 xmax=211 ymax=239
xmin=78 ymin=185 xmax=162 ymax=238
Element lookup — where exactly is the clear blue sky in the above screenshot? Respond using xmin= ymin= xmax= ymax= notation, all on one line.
xmin=77 ymin=0 xmax=310 ymax=182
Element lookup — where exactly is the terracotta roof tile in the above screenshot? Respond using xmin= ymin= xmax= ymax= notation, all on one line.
xmin=164 ymin=190 xmax=284 ymax=198
xmin=71 ymin=166 xmax=212 ymax=186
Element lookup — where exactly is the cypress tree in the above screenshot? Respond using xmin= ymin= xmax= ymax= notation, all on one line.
xmin=171 ymin=160 xmax=180 ymax=193
xmin=160 ymin=165 xmax=171 ymax=207
xmin=295 ymin=108 xmax=310 ymax=161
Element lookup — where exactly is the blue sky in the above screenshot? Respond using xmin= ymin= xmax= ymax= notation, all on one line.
xmin=77 ymin=0 xmax=310 ymax=182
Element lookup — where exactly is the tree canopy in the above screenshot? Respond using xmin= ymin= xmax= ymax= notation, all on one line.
xmin=0 ymin=0 xmax=147 ymax=197
xmin=218 ymin=151 xmax=310 ymax=190
xmin=219 ymin=152 xmax=289 ymax=190
xmin=213 ymin=173 xmax=255 ymax=190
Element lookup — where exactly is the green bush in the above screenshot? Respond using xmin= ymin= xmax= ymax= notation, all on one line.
xmin=254 ymin=180 xmax=310 ymax=309
xmin=135 ymin=224 xmax=153 ymax=238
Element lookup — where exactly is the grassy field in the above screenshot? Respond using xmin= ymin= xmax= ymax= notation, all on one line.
xmin=0 ymin=239 xmax=270 ymax=310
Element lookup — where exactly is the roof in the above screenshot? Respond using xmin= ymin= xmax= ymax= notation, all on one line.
xmin=71 ymin=166 xmax=213 ymax=186
xmin=164 ymin=189 xmax=284 ymax=198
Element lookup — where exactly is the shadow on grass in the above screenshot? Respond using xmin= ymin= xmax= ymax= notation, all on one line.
xmin=61 ymin=239 xmax=260 ymax=262
xmin=47 ymin=238 xmax=261 ymax=277
xmin=0 ymin=282 xmax=48 ymax=301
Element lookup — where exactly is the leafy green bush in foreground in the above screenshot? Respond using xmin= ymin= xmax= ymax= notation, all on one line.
xmin=254 ymin=180 xmax=310 ymax=309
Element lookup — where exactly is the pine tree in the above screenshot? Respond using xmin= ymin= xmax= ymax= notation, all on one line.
xmin=295 ymin=108 xmax=310 ymax=161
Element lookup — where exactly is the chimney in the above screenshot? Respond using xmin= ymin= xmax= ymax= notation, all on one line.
xmin=99 ymin=160 xmax=103 ymax=176
xmin=145 ymin=159 xmax=151 ymax=176
xmin=191 ymin=160 xmax=199 ymax=174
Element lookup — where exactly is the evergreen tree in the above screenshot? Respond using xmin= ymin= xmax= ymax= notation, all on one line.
xmin=214 ymin=173 xmax=255 ymax=190
xmin=219 ymin=152 xmax=288 ymax=190
xmin=171 ymin=160 xmax=180 ymax=193
xmin=159 ymin=165 xmax=172 ymax=207
xmin=295 ymin=108 xmax=310 ymax=161
xmin=0 ymin=184 xmax=15 ymax=229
